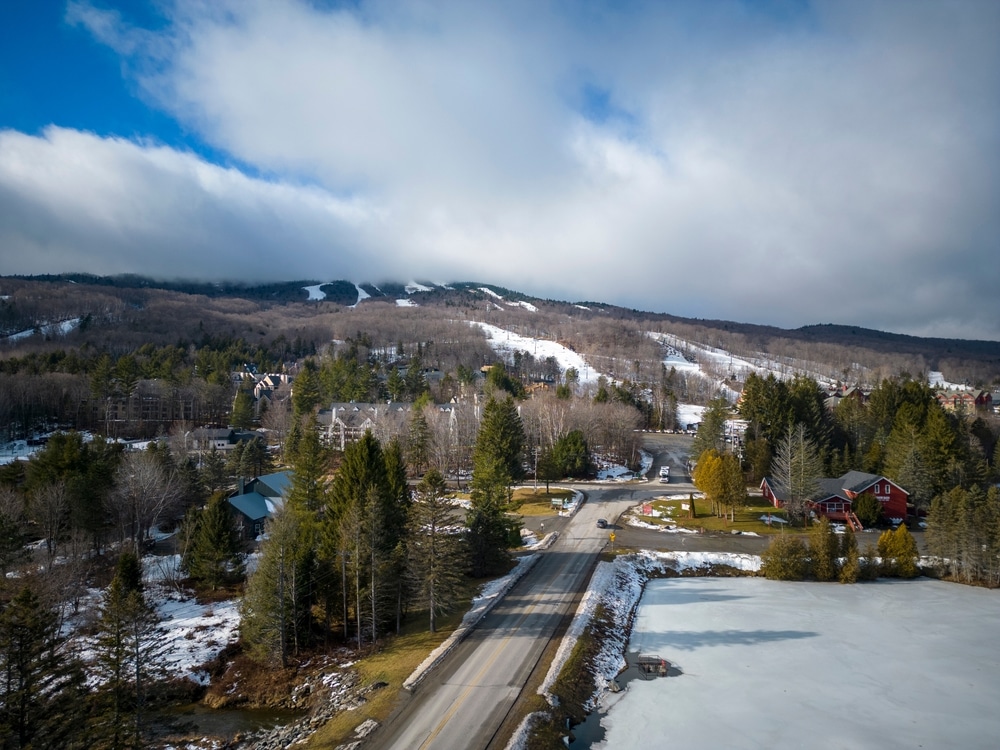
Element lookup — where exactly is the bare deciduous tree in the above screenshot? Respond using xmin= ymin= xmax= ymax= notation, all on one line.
xmin=107 ymin=452 xmax=181 ymax=553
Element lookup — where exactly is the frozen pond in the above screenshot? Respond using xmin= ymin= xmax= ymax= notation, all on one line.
xmin=592 ymin=578 xmax=1000 ymax=749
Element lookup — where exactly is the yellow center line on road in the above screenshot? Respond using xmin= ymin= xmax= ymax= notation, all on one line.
xmin=416 ymin=551 xmax=580 ymax=749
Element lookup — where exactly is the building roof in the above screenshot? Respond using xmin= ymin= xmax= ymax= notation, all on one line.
xmin=228 ymin=470 xmax=292 ymax=522
xmin=254 ymin=471 xmax=291 ymax=498
xmin=228 ymin=491 xmax=272 ymax=522
xmin=838 ymin=471 xmax=882 ymax=494
xmin=762 ymin=471 xmax=908 ymax=504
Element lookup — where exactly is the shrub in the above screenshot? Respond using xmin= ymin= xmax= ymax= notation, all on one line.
xmin=760 ymin=535 xmax=811 ymax=581
xmin=853 ymin=492 xmax=883 ymax=528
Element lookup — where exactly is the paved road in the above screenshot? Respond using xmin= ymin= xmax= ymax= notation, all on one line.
xmin=367 ymin=486 xmax=642 ymax=750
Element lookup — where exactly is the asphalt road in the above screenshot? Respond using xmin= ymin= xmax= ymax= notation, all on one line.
xmin=366 ymin=486 xmax=644 ymax=750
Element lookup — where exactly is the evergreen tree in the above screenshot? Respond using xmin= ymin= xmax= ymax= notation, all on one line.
xmin=200 ymin=446 xmax=228 ymax=496
xmin=467 ymin=397 xmax=524 ymax=577
xmin=877 ymin=525 xmax=919 ymax=578
xmin=852 ymin=492 xmax=883 ymax=528
xmin=406 ymin=409 xmax=432 ymax=476
xmin=407 ymin=470 xmax=467 ymax=632
xmin=287 ymin=418 xmax=328 ymax=513
xmin=474 ymin=396 xmax=526 ymax=483
xmin=183 ymin=493 xmax=245 ymax=591
xmin=239 ymin=436 xmax=273 ymax=480
xmin=760 ymin=535 xmax=811 ymax=580
xmin=91 ymin=552 xmax=165 ymax=750
xmin=241 ymin=505 xmax=306 ymax=665
xmin=810 ymin=517 xmax=840 ymax=582
xmin=231 ymin=389 xmax=255 ymax=430
xmin=291 ymin=360 xmax=323 ymax=417
xmin=838 ymin=525 xmax=861 ymax=584
xmin=382 ymin=440 xmax=412 ymax=633
xmin=691 ymin=397 xmax=730 ymax=458
xmin=551 ymin=430 xmax=589 ymax=478
xmin=0 ymin=585 xmax=87 ymax=750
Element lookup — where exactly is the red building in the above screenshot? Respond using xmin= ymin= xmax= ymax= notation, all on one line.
xmin=760 ymin=471 xmax=910 ymax=530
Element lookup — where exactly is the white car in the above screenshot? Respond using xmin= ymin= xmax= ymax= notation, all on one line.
xmin=658 ymin=466 xmax=670 ymax=480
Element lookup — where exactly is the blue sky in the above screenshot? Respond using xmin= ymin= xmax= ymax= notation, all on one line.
xmin=1 ymin=1 xmax=998 ymax=341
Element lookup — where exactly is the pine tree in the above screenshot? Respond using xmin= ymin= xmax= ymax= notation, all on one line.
xmin=551 ymin=430 xmax=589 ymax=478
xmin=324 ymin=431 xmax=388 ymax=640
xmin=287 ymin=418 xmax=329 ymax=513
xmin=691 ymin=397 xmax=730 ymax=458
xmin=407 ymin=470 xmax=468 ymax=633
xmin=473 ymin=396 xmax=526 ymax=483
xmin=184 ymin=493 xmax=245 ymax=591
xmin=0 ymin=585 xmax=87 ymax=749
xmin=200 ymin=446 xmax=228 ymax=495
xmin=406 ymin=409 xmax=432 ymax=476
xmin=382 ymin=440 xmax=411 ymax=633
xmin=241 ymin=505 xmax=303 ymax=665
xmin=91 ymin=551 xmax=166 ymax=750
xmin=231 ymin=389 xmax=255 ymax=430
xmin=468 ymin=397 xmax=524 ymax=578
xmin=810 ymin=517 xmax=840 ymax=582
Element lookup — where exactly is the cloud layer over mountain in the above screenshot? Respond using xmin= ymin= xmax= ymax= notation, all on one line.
xmin=1 ymin=1 xmax=998 ymax=339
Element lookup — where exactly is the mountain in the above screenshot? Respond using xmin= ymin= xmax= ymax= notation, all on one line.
xmin=1 ymin=273 xmax=998 ymax=388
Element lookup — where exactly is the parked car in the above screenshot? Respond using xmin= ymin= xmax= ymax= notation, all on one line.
xmin=659 ymin=466 xmax=670 ymax=482
xmin=597 ymin=518 xmax=608 ymax=528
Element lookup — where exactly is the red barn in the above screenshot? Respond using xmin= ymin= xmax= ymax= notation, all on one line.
xmin=760 ymin=471 xmax=909 ymax=530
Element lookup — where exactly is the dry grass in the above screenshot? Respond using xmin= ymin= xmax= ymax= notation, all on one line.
xmin=632 ymin=495 xmax=794 ymax=535
xmin=303 ymin=582 xmax=483 ymax=748
xmin=512 ymin=487 xmax=574 ymax=517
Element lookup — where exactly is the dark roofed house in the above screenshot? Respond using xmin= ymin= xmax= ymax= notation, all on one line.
xmin=227 ymin=471 xmax=292 ymax=540
xmin=761 ymin=470 xmax=909 ymax=530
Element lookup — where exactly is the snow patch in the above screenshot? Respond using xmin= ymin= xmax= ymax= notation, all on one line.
xmin=470 ymin=321 xmax=601 ymax=384
xmin=303 ymin=284 xmax=326 ymax=300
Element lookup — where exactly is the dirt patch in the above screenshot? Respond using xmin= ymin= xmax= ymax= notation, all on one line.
xmin=204 ymin=649 xmax=357 ymax=711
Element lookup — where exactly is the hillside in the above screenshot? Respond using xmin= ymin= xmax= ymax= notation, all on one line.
xmin=1 ymin=273 xmax=998 ymax=389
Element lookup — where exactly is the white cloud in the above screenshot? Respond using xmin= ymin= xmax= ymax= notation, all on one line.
xmin=1 ymin=0 xmax=997 ymax=340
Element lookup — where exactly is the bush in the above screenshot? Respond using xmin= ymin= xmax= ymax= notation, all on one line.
xmin=853 ymin=492 xmax=883 ymax=528
xmin=878 ymin=525 xmax=919 ymax=578
xmin=810 ymin=518 xmax=840 ymax=582
xmin=760 ymin=535 xmax=811 ymax=581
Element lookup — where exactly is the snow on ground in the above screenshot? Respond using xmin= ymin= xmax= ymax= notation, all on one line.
xmin=5 ymin=317 xmax=81 ymax=342
xmin=675 ymin=403 xmax=704 ymax=429
xmin=479 ymin=287 xmax=503 ymax=300
xmin=531 ymin=550 xmax=761 ymax=727
xmin=471 ymin=321 xmax=601 ymax=384
xmin=928 ymin=370 xmax=966 ymax=390
xmin=0 ymin=439 xmax=33 ymax=465
xmin=405 ymin=281 xmax=434 ymax=293
xmin=157 ymin=592 xmax=241 ymax=685
xmin=593 ymin=576 xmax=1000 ymax=750
xmin=396 ymin=298 xmax=418 ymax=307
xmin=302 ymin=284 xmax=326 ymax=300
xmin=649 ymin=331 xmax=836 ymax=393
xmin=69 ymin=555 xmax=242 ymax=687
xmin=351 ymin=284 xmax=370 ymax=307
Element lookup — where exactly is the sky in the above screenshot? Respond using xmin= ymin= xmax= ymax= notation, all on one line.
xmin=0 ymin=1 xmax=998 ymax=341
